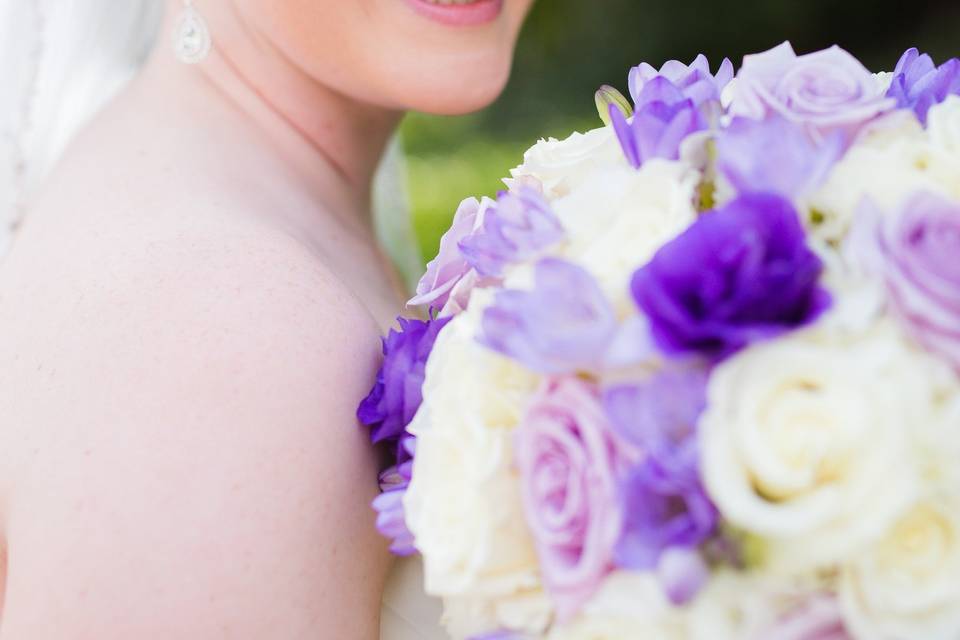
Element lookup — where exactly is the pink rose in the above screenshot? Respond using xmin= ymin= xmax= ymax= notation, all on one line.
xmin=859 ymin=192 xmax=960 ymax=370
xmin=514 ymin=378 xmax=630 ymax=620
xmin=408 ymin=196 xmax=491 ymax=313
xmin=760 ymin=595 xmax=851 ymax=640
xmin=730 ymin=42 xmax=894 ymax=137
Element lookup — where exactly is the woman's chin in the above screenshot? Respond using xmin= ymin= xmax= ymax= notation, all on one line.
xmin=395 ymin=61 xmax=512 ymax=115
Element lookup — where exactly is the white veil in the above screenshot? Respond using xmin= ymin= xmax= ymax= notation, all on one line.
xmin=0 ymin=0 xmax=163 ymax=257
xmin=0 ymin=0 xmax=422 ymax=286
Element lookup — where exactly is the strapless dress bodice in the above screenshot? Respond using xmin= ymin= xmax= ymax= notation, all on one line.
xmin=381 ymin=556 xmax=448 ymax=640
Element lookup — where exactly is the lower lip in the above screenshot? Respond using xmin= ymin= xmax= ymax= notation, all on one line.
xmin=404 ymin=0 xmax=504 ymax=26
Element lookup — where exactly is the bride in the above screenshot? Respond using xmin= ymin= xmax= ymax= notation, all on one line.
xmin=0 ymin=0 xmax=533 ymax=637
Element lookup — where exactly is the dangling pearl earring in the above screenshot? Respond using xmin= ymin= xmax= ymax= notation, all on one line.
xmin=173 ymin=0 xmax=211 ymax=64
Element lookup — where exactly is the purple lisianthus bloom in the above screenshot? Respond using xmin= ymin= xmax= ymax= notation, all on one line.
xmin=409 ymin=196 xmax=489 ymax=313
xmin=610 ymin=77 xmax=707 ymax=169
xmin=458 ymin=187 xmax=564 ymax=278
xmin=859 ymin=192 xmax=960 ymax=370
xmin=730 ymin=42 xmax=895 ymax=137
xmin=886 ymin=48 xmax=960 ymax=124
xmin=629 ymin=53 xmax=734 ymax=111
xmin=717 ymin=114 xmax=845 ymax=200
xmin=357 ymin=315 xmax=451 ymax=461
xmin=603 ymin=368 xmax=718 ymax=604
xmin=515 ymin=377 xmax=629 ymax=620
xmin=479 ymin=258 xmax=619 ymax=374
xmin=631 ymin=192 xmax=830 ymax=358
xmin=372 ymin=438 xmax=416 ymax=555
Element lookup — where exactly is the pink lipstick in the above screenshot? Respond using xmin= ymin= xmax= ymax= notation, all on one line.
xmin=404 ymin=0 xmax=504 ymax=27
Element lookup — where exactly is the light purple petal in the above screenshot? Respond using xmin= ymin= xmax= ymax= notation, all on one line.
xmin=480 ymin=259 xmax=617 ymax=374
xmin=717 ymin=115 xmax=846 ymax=199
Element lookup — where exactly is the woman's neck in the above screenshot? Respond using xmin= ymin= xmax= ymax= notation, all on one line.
xmin=144 ymin=1 xmax=402 ymax=226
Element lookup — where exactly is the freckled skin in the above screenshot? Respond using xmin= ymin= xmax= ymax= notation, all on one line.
xmin=0 ymin=0 xmax=533 ymax=637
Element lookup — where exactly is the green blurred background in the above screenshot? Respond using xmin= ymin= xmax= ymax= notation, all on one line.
xmin=400 ymin=0 xmax=960 ymax=267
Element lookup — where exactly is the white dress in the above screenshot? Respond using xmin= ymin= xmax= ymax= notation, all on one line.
xmin=381 ymin=557 xmax=449 ymax=639
xmin=373 ymin=142 xmax=451 ymax=639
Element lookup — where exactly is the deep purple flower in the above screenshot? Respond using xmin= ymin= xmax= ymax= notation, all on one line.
xmin=717 ymin=115 xmax=845 ymax=200
xmin=629 ymin=53 xmax=734 ymax=111
xmin=886 ymin=48 xmax=960 ymax=124
xmin=609 ymin=77 xmax=707 ymax=169
xmin=359 ymin=316 xmax=449 ymax=555
xmin=603 ymin=368 xmax=718 ymax=604
xmin=631 ymin=193 xmax=830 ymax=358
xmin=357 ymin=315 xmax=451 ymax=462
xmin=458 ymin=187 xmax=564 ymax=278
xmin=479 ymin=258 xmax=618 ymax=374
xmin=615 ymin=460 xmax=718 ymax=590
xmin=603 ymin=367 xmax=708 ymax=471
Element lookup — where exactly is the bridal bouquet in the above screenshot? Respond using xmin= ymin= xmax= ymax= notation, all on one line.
xmin=359 ymin=42 xmax=960 ymax=640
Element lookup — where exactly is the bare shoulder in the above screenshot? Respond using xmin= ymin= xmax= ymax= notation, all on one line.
xmin=0 ymin=203 xmax=391 ymax=638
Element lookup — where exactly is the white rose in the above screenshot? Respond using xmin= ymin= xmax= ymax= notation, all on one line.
xmin=927 ymin=94 xmax=960 ymax=154
xmin=701 ymin=323 xmax=938 ymax=572
xmin=403 ymin=301 xmax=547 ymax=638
xmin=442 ymin=591 xmax=553 ymax=640
xmin=873 ymin=71 xmax=894 ymax=93
xmin=509 ymin=125 xmax=625 ymax=200
xmin=809 ymin=113 xmax=960 ymax=243
xmin=552 ymin=160 xmax=699 ymax=311
xmin=686 ymin=572 xmax=840 ymax=640
xmin=547 ymin=573 xmax=686 ymax=640
xmin=840 ymin=495 xmax=960 ymax=640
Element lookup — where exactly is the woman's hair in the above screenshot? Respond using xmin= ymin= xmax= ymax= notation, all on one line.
xmin=0 ymin=0 xmax=164 ymax=254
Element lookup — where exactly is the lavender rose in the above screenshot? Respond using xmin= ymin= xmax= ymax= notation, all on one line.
xmin=409 ymin=196 xmax=490 ymax=313
xmin=458 ymin=187 xmax=564 ymax=278
xmin=862 ymin=192 xmax=960 ymax=370
xmin=514 ymin=378 xmax=629 ymax=620
xmin=886 ymin=48 xmax=960 ymax=124
xmin=730 ymin=42 xmax=895 ymax=137
xmin=630 ymin=192 xmax=830 ymax=358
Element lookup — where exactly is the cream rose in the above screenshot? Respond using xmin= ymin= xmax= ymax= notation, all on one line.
xmin=509 ymin=125 xmax=625 ymax=200
xmin=700 ymin=323 xmax=938 ymax=572
xmin=547 ymin=573 xmax=686 ymax=640
xmin=840 ymin=495 xmax=960 ymax=640
xmin=441 ymin=590 xmax=553 ymax=640
xmin=927 ymin=94 xmax=960 ymax=155
xmin=685 ymin=572 xmax=843 ymax=640
xmin=403 ymin=300 xmax=548 ymax=637
xmin=552 ymin=160 xmax=699 ymax=311
xmin=809 ymin=113 xmax=960 ymax=243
